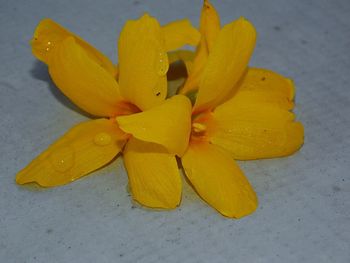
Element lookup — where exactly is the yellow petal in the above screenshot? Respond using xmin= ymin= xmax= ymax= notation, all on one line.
xmin=31 ymin=18 xmax=115 ymax=75
xmin=16 ymin=119 xmax=127 ymax=187
xmin=48 ymin=37 xmax=123 ymax=117
xmin=118 ymin=14 xmax=168 ymax=111
xmin=194 ymin=17 xmax=256 ymax=113
xmin=211 ymin=96 xmax=304 ymax=160
xmin=182 ymin=142 xmax=258 ymax=218
xmin=179 ymin=38 xmax=208 ymax=95
xmin=230 ymin=68 xmax=295 ymax=110
xmin=161 ymin=19 xmax=201 ymax=51
xmin=116 ymin=95 xmax=192 ymax=156
xmin=201 ymin=0 xmax=221 ymax=51
xmin=123 ymin=138 xmax=181 ymax=209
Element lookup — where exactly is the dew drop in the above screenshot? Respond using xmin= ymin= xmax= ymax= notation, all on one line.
xmin=156 ymin=52 xmax=168 ymax=76
xmin=94 ymin=132 xmax=112 ymax=146
xmin=49 ymin=146 xmax=75 ymax=172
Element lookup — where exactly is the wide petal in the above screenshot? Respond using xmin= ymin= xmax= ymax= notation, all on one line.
xmin=31 ymin=18 xmax=115 ymax=75
xmin=123 ymin=138 xmax=182 ymax=209
xmin=182 ymin=142 xmax=258 ymax=218
xmin=194 ymin=17 xmax=256 ymax=114
xmin=118 ymin=14 xmax=168 ymax=111
xmin=210 ymin=93 xmax=304 ymax=160
xmin=116 ymin=95 xmax=192 ymax=156
xmin=16 ymin=119 xmax=127 ymax=187
xmin=48 ymin=37 xmax=123 ymax=117
xmin=228 ymin=68 xmax=295 ymax=110
xmin=161 ymin=19 xmax=200 ymax=51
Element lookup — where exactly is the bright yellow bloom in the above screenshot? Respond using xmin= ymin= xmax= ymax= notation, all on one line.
xmin=172 ymin=0 xmax=304 ymax=218
xmin=16 ymin=15 xmax=200 ymax=209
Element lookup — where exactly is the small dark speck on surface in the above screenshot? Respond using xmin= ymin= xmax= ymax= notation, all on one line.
xmin=131 ymin=205 xmax=136 ymax=209
xmin=273 ymin=25 xmax=281 ymax=31
xmin=261 ymin=77 xmax=266 ymax=81
xmin=46 ymin=229 xmax=53 ymax=234
xmin=332 ymin=185 xmax=341 ymax=192
xmin=156 ymin=92 xmax=161 ymax=96
xmin=133 ymin=0 xmax=140 ymax=5
xmin=301 ymin=39 xmax=308 ymax=45
xmin=119 ymin=254 xmax=124 ymax=257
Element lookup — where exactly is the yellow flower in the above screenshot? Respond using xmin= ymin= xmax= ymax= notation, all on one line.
xmin=171 ymin=0 xmax=304 ymax=218
xmin=16 ymin=14 xmax=200 ymax=209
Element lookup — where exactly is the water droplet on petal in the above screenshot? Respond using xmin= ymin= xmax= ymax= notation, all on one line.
xmin=94 ymin=132 xmax=112 ymax=146
xmin=156 ymin=52 xmax=168 ymax=76
xmin=49 ymin=146 xmax=75 ymax=172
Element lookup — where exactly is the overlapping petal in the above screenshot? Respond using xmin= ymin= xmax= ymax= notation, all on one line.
xmin=16 ymin=119 xmax=127 ymax=187
xmin=200 ymin=0 xmax=221 ymax=51
xmin=118 ymin=14 xmax=168 ymax=111
xmin=194 ymin=17 xmax=256 ymax=113
xmin=48 ymin=37 xmax=123 ymax=117
xmin=210 ymin=92 xmax=304 ymax=160
xmin=31 ymin=18 xmax=115 ymax=75
xmin=182 ymin=142 xmax=258 ymax=218
xmin=161 ymin=19 xmax=201 ymax=51
xmin=123 ymin=138 xmax=182 ymax=209
xmin=116 ymin=95 xmax=192 ymax=156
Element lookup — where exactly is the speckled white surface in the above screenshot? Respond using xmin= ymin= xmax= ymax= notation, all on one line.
xmin=1 ymin=0 xmax=349 ymax=262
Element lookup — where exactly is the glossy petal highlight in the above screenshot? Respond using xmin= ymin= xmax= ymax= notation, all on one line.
xmin=162 ymin=19 xmax=201 ymax=51
xmin=48 ymin=37 xmax=122 ymax=117
xmin=182 ymin=142 xmax=258 ymax=218
xmin=211 ymin=96 xmax=304 ymax=160
xmin=118 ymin=14 xmax=168 ymax=111
xmin=16 ymin=119 xmax=127 ymax=187
xmin=194 ymin=17 xmax=256 ymax=113
xmin=31 ymin=18 xmax=115 ymax=75
xmin=123 ymin=138 xmax=182 ymax=209
xmin=117 ymin=95 xmax=192 ymax=156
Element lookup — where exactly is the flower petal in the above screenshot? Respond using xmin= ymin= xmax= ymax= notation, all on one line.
xmin=210 ymin=95 xmax=304 ymax=160
xmin=182 ymin=142 xmax=258 ymax=218
xmin=201 ymin=0 xmax=221 ymax=51
xmin=168 ymin=50 xmax=195 ymax=74
xmin=118 ymin=14 xmax=168 ymax=111
xmin=16 ymin=119 xmax=127 ymax=187
xmin=31 ymin=18 xmax=115 ymax=75
xmin=161 ymin=19 xmax=201 ymax=51
xmin=48 ymin=37 xmax=123 ymax=117
xmin=123 ymin=138 xmax=182 ymax=209
xmin=116 ymin=95 xmax=192 ymax=156
xmin=194 ymin=17 xmax=256 ymax=113
xmin=229 ymin=68 xmax=295 ymax=110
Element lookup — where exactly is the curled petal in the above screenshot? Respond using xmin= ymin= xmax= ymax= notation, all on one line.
xmin=117 ymin=95 xmax=192 ymax=156
xmin=31 ymin=18 xmax=115 ymax=75
xmin=123 ymin=138 xmax=182 ymax=209
xmin=16 ymin=119 xmax=127 ymax=187
xmin=48 ymin=37 xmax=123 ymax=117
xmin=194 ymin=17 xmax=256 ymax=113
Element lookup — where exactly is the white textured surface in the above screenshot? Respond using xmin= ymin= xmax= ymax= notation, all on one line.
xmin=1 ymin=0 xmax=350 ymax=262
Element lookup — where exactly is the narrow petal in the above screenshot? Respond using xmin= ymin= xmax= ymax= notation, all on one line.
xmin=16 ymin=119 xmax=127 ymax=187
xmin=48 ymin=37 xmax=123 ymax=117
xmin=31 ymin=18 xmax=115 ymax=75
xmin=229 ymin=68 xmax=295 ymax=110
xmin=116 ymin=95 xmax=192 ymax=156
xmin=201 ymin=0 xmax=221 ymax=51
xmin=118 ymin=14 xmax=169 ymax=111
xmin=210 ymin=95 xmax=304 ymax=160
xmin=161 ymin=19 xmax=201 ymax=51
xmin=194 ymin=17 xmax=256 ymax=113
xmin=182 ymin=142 xmax=258 ymax=218
xmin=123 ymin=138 xmax=182 ymax=209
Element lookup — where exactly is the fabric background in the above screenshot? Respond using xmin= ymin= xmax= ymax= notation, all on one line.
xmin=1 ymin=0 xmax=349 ymax=262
